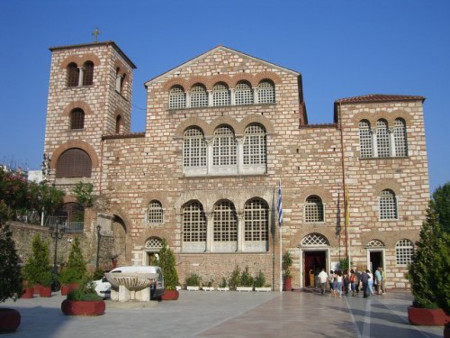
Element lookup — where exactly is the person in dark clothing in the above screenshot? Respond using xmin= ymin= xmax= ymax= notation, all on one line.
xmin=355 ymin=269 xmax=362 ymax=294
xmin=361 ymin=270 xmax=370 ymax=298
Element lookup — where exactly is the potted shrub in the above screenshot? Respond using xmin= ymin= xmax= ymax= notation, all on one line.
xmin=61 ymin=281 xmax=105 ymax=316
xmin=217 ymin=277 xmax=229 ymax=291
xmin=0 ymin=224 xmax=23 ymax=333
xmin=254 ymin=270 xmax=271 ymax=292
xmin=185 ymin=273 xmax=201 ymax=291
xmin=283 ymin=251 xmax=293 ymax=291
xmin=201 ymin=279 xmax=215 ymax=291
xmin=158 ymin=239 xmax=180 ymax=300
xmin=59 ymin=237 xmax=86 ymax=295
xmin=236 ymin=266 xmax=254 ymax=292
xmin=228 ymin=266 xmax=241 ymax=291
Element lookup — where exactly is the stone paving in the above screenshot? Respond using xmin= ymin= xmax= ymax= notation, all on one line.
xmin=2 ymin=290 xmax=445 ymax=337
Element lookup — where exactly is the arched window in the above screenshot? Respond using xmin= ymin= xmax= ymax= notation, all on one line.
xmin=115 ymin=115 xmax=122 ymax=134
xmin=213 ymin=82 xmax=230 ymax=106
xmin=67 ymin=63 xmax=79 ymax=87
xmin=183 ymin=127 xmax=207 ymax=168
xmin=379 ymin=189 xmax=397 ymax=220
xmin=56 ymin=148 xmax=92 ymax=178
xmin=190 ymin=84 xmax=208 ymax=108
xmin=213 ymin=126 xmax=237 ymax=166
xmin=376 ymin=119 xmax=391 ymax=158
xmin=301 ymin=233 xmax=329 ymax=246
xmin=147 ymin=200 xmax=163 ymax=224
xmin=258 ymin=80 xmax=275 ymax=104
xmin=396 ymin=239 xmax=414 ymax=265
xmin=57 ymin=202 xmax=84 ymax=223
xmin=82 ymin=61 xmax=94 ymax=86
xmin=304 ymin=195 xmax=324 ymax=222
xmin=243 ymin=124 xmax=266 ymax=165
xmin=394 ymin=118 xmax=408 ymax=157
xmin=145 ymin=237 xmax=163 ymax=250
xmin=213 ymin=201 xmax=237 ymax=242
xmin=169 ymin=86 xmax=186 ymax=109
xmin=183 ymin=201 xmax=207 ymax=242
xmin=359 ymin=120 xmax=373 ymax=158
xmin=244 ymin=199 xmax=268 ymax=241
xmin=115 ymin=68 xmax=126 ymax=94
xmin=235 ymin=81 xmax=253 ymax=105
xmin=70 ymin=108 xmax=85 ymax=130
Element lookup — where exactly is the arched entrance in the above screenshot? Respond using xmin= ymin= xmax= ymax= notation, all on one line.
xmin=366 ymin=239 xmax=385 ymax=273
xmin=299 ymin=233 xmax=330 ymax=288
xmin=143 ymin=237 xmax=163 ymax=265
xmin=112 ymin=216 xmax=127 ymax=267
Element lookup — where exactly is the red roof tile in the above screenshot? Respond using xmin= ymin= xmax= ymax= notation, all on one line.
xmin=335 ymin=94 xmax=425 ymax=104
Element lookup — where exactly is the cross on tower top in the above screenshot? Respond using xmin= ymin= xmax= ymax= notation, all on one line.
xmin=92 ymin=28 xmax=101 ymax=43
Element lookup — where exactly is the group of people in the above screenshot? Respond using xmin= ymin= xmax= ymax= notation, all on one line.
xmin=317 ymin=266 xmax=386 ymax=297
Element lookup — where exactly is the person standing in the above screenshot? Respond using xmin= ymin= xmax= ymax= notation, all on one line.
xmin=361 ymin=270 xmax=369 ymax=298
xmin=349 ymin=269 xmax=356 ymax=296
xmin=367 ymin=269 xmax=374 ymax=296
xmin=318 ymin=268 xmax=328 ymax=295
xmin=336 ymin=270 xmax=343 ymax=298
xmin=381 ymin=267 xmax=386 ymax=294
xmin=375 ymin=267 xmax=383 ymax=295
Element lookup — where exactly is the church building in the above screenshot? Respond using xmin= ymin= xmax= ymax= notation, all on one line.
xmin=43 ymin=40 xmax=429 ymax=289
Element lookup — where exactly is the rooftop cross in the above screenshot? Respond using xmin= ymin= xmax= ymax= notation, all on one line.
xmin=92 ymin=28 xmax=101 ymax=43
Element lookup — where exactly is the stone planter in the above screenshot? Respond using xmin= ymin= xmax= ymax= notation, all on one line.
xmin=61 ymin=283 xmax=80 ymax=296
xmin=186 ymin=286 xmax=200 ymax=291
xmin=408 ymin=306 xmax=450 ymax=326
xmin=236 ymin=286 xmax=253 ymax=292
xmin=21 ymin=287 xmax=34 ymax=299
xmin=61 ymin=300 xmax=105 ymax=316
xmin=0 ymin=308 xmax=21 ymax=333
xmin=217 ymin=287 xmax=229 ymax=292
xmin=161 ymin=290 xmax=179 ymax=300
xmin=39 ymin=286 xmax=52 ymax=298
xmin=255 ymin=287 xmax=272 ymax=292
xmin=202 ymin=287 xmax=215 ymax=291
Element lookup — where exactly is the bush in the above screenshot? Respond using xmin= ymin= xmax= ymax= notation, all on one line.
xmin=158 ymin=239 xmax=179 ymax=290
xmin=240 ymin=266 xmax=254 ymax=287
xmin=254 ymin=270 xmax=266 ymax=288
xmin=228 ymin=266 xmax=241 ymax=290
xmin=67 ymin=282 xmax=102 ymax=301
xmin=59 ymin=237 xmax=86 ymax=285
xmin=22 ymin=235 xmax=52 ymax=286
xmin=219 ymin=277 xmax=228 ymax=288
xmin=185 ymin=273 xmax=201 ymax=287
xmin=0 ymin=224 xmax=23 ymax=302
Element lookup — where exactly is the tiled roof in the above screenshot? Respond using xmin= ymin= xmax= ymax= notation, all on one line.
xmin=335 ymin=94 xmax=425 ymax=104
xmin=102 ymin=132 xmax=145 ymax=140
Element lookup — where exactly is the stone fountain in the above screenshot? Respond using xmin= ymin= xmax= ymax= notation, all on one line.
xmin=105 ymin=272 xmax=158 ymax=302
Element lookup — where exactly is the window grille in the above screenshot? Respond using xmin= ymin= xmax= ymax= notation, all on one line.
xmin=396 ymin=239 xmax=414 ymax=265
xmin=304 ymin=196 xmax=324 ymax=222
xmin=147 ymin=200 xmax=163 ymax=224
xmin=379 ymin=189 xmax=398 ymax=220
xmin=183 ymin=127 xmax=207 ymax=167
xmin=56 ymin=148 xmax=92 ymax=178
xmin=366 ymin=239 xmax=385 ymax=248
xmin=70 ymin=109 xmax=85 ymax=130
xmin=82 ymin=61 xmax=94 ymax=86
xmin=169 ymin=86 xmax=186 ymax=109
xmin=213 ymin=83 xmax=230 ymax=106
xmin=376 ymin=120 xmax=391 ymax=158
xmin=183 ymin=201 xmax=207 ymax=242
xmin=301 ymin=233 xmax=329 ymax=246
xmin=213 ymin=126 xmax=237 ymax=166
xmin=394 ymin=119 xmax=408 ymax=157
xmin=67 ymin=63 xmax=79 ymax=87
xmin=244 ymin=199 xmax=268 ymax=241
xmin=359 ymin=120 xmax=373 ymax=158
xmin=235 ymin=82 xmax=253 ymax=105
xmin=243 ymin=124 xmax=266 ymax=165
xmin=190 ymin=84 xmax=208 ymax=108
xmin=213 ymin=201 xmax=237 ymax=241
xmin=145 ymin=237 xmax=162 ymax=249
xmin=258 ymin=81 xmax=275 ymax=104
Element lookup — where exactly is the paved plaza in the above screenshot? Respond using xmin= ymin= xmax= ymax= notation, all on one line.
xmin=3 ymin=290 xmax=444 ymax=337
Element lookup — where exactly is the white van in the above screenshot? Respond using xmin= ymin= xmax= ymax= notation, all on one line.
xmin=93 ymin=266 xmax=165 ymax=299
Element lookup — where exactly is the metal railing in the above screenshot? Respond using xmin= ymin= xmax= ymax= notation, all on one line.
xmin=45 ymin=216 xmax=84 ymax=234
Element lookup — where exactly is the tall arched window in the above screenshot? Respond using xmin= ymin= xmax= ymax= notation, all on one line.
xmin=244 ymin=199 xmax=268 ymax=241
xmin=147 ymin=200 xmax=163 ymax=224
xmin=213 ymin=126 xmax=237 ymax=166
xmin=376 ymin=119 xmax=391 ymax=158
xmin=67 ymin=63 xmax=79 ymax=87
xmin=396 ymin=239 xmax=414 ymax=265
xmin=190 ymin=84 xmax=208 ymax=108
xmin=258 ymin=80 xmax=275 ymax=104
xmin=359 ymin=120 xmax=373 ymax=158
xmin=235 ymin=81 xmax=253 ymax=105
xmin=56 ymin=148 xmax=92 ymax=178
xmin=183 ymin=127 xmax=207 ymax=168
xmin=304 ymin=195 xmax=324 ymax=222
xmin=183 ymin=201 xmax=207 ymax=242
xmin=82 ymin=61 xmax=94 ymax=86
xmin=213 ymin=201 xmax=237 ymax=242
xmin=212 ymin=83 xmax=230 ymax=106
xmin=394 ymin=118 xmax=408 ymax=157
xmin=379 ymin=189 xmax=398 ymax=220
xmin=169 ymin=86 xmax=186 ymax=109
xmin=70 ymin=108 xmax=85 ymax=130
xmin=243 ymin=124 xmax=266 ymax=165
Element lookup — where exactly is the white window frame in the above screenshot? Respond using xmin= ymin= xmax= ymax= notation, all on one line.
xmin=395 ymin=239 xmax=414 ymax=266
xmin=304 ymin=196 xmax=325 ymax=223
xmin=257 ymin=81 xmax=275 ymax=104
xmin=359 ymin=120 xmax=373 ymax=158
xmin=169 ymin=86 xmax=186 ymax=109
xmin=379 ymin=189 xmax=398 ymax=220
xmin=235 ymin=82 xmax=253 ymax=105
xmin=147 ymin=200 xmax=164 ymax=225
xmin=190 ymin=84 xmax=208 ymax=108
xmin=212 ymin=83 xmax=231 ymax=106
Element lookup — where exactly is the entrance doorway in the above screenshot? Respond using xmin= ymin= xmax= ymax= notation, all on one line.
xmin=304 ymin=251 xmax=326 ymax=287
xmin=369 ymin=251 xmax=384 ymax=272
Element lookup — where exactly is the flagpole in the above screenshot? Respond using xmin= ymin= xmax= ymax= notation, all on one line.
xmin=277 ymin=179 xmax=283 ymax=292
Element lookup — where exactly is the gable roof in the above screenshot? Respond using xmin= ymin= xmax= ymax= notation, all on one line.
xmin=335 ymin=94 xmax=425 ymax=104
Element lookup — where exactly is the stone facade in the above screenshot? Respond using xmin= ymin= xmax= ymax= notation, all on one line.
xmin=41 ymin=41 xmax=429 ymax=290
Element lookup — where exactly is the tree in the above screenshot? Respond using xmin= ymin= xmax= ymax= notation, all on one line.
xmin=0 ymin=224 xmax=23 ymax=302
xmin=22 ymin=235 xmax=52 ymax=286
xmin=72 ymin=182 xmax=94 ymax=208
xmin=59 ymin=237 xmax=86 ymax=285
xmin=158 ymin=239 xmax=179 ymax=290
xmin=432 ymin=182 xmax=450 ymax=233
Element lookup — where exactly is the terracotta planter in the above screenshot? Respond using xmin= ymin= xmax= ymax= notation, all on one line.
xmin=161 ymin=290 xmax=179 ymax=300
xmin=0 ymin=308 xmax=21 ymax=333
xmin=284 ymin=276 xmax=292 ymax=291
xmin=33 ymin=284 xmax=41 ymax=295
xmin=21 ymin=287 xmax=34 ymax=299
xmin=408 ymin=306 xmax=450 ymax=326
xmin=61 ymin=283 xmax=80 ymax=296
xmin=61 ymin=300 xmax=105 ymax=316
xmin=39 ymin=286 xmax=52 ymax=298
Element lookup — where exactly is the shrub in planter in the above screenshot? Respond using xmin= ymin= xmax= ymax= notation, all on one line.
xmin=59 ymin=238 xmax=86 ymax=295
xmin=185 ymin=273 xmax=201 ymax=290
xmin=157 ymin=239 xmax=180 ymax=300
xmin=283 ymin=251 xmax=293 ymax=291
xmin=22 ymin=235 xmax=52 ymax=297
xmin=228 ymin=266 xmax=241 ymax=290
xmin=61 ymin=282 xmax=105 ymax=316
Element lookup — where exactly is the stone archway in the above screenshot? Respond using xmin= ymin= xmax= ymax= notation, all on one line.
xmin=111 ymin=215 xmax=127 ymax=267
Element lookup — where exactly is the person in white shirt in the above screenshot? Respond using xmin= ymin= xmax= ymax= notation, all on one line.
xmin=318 ymin=268 xmax=329 ymax=295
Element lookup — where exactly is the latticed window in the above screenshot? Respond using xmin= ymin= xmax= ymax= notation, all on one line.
xmin=379 ymin=189 xmax=397 ymax=220
xmin=235 ymin=81 xmax=253 ymax=105
xmin=366 ymin=239 xmax=385 ymax=248
xmin=376 ymin=119 xmax=391 ymax=158
xmin=145 ymin=237 xmax=163 ymax=250
xmin=147 ymin=200 xmax=163 ymax=224
xmin=56 ymin=148 xmax=92 ymax=178
xmin=82 ymin=61 xmax=94 ymax=86
xmin=213 ymin=201 xmax=237 ymax=241
xmin=243 ymin=124 xmax=266 ymax=165
xmin=190 ymin=84 xmax=208 ymax=108
xmin=67 ymin=63 xmax=79 ymax=87
xmin=213 ymin=126 xmax=237 ymax=166
xmin=183 ymin=201 xmax=207 ymax=242
xmin=258 ymin=81 xmax=275 ymax=104
xmin=70 ymin=109 xmax=85 ymax=130
xmin=359 ymin=120 xmax=373 ymax=158
xmin=396 ymin=239 xmax=414 ymax=265
xmin=183 ymin=127 xmax=207 ymax=167
xmin=213 ymin=83 xmax=230 ymax=106
xmin=244 ymin=199 xmax=268 ymax=241
xmin=169 ymin=86 xmax=186 ymax=109
xmin=304 ymin=195 xmax=324 ymax=222
xmin=301 ymin=233 xmax=329 ymax=246
xmin=394 ymin=118 xmax=408 ymax=157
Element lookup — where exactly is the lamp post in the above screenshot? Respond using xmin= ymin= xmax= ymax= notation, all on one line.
xmin=96 ymin=225 xmax=101 ymax=271
xmin=49 ymin=223 xmax=64 ymax=289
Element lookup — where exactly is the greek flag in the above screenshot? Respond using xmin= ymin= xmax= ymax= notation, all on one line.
xmin=277 ymin=180 xmax=283 ymax=227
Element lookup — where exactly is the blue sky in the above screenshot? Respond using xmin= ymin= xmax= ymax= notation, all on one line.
xmin=1 ymin=0 xmax=449 ymax=192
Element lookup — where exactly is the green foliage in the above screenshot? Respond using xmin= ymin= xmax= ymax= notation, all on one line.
xmin=157 ymin=239 xmax=179 ymax=290
xmin=239 ymin=266 xmax=254 ymax=287
xmin=434 ymin=232 xmax=450 ymax=314
xmin=0 ymin=224 xmax=23 ymax=302
xmin=185 ymin=273 xmax=201 ymax=287
xmin=72 ymin=182 xmax=94 ymax=208
xmin=219 ymin=277 xmax=228 ymax=288
xmin=254 ymin=270 xmax=266 ymax=288
xmin=67 ymin=282 xmax=102 ymax=301
xmin=228 ymin=266 xmax=241 ymax=290
xmin=433 ymin=183 xmax=450 ymax=233
xmin=92 ymin=269 xmax=105 ymax=281
xmin=22 ymin=235 xmax=52 ymax=286
xmin=283 ymin=251 xmax=293 ymax=277
xmin=338 ymin=258 xmax=351 ymax=272
xmin=59 ymin=238 xmax=86 ymax=285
